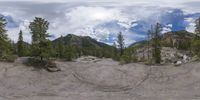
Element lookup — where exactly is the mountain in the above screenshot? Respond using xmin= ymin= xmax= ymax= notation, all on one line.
xmin=129 ymin=30 xmax=195 ymax=50
xmin=52 ymin=34 xmax=114 ymax=58
xmin=53 ymin=34 xmax=112 ymax=48
xmin=127 ymin=30 xmax=196 ymax=63
xmin=161 ymin=30 xmax=195 ymax=49
xmin=129 ymin=40 xmax=148 ymax=48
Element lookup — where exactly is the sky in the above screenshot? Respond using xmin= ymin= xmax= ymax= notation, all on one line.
xmin=0 ymin=0 xmax=200 ymax=46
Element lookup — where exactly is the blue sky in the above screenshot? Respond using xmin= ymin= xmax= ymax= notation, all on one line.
xmin=0 ymin=0 xmax=199 ymax=46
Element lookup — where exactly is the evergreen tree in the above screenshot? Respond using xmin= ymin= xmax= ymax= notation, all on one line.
xmin=29 ymin=17 xmax=50 ymax=61
xmin=64 ymin=45 xmax=74 ymax=61
xmin=0 ymin=17 xmax=7 ymax=40
xmin=0 ymin=16 xmax=9 ymax=57
xmin=150 ymin=23 xmax=162 ymax=64
xmin=117 ymin=32 xmax=125 ymax=56
xmin=17 ymin=30 xmax=24 ymax=57
xmin=58 ymin=35 xmax=64 ymax=58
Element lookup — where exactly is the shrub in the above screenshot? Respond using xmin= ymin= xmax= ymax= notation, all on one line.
xmin=24 ymin=58 xmax=47 ymax=69
xmin=120 ymin=55 xmax=131 ymax=64
xmin=191 ymin=40 xmax=200 ymax=58
xmin=24 ymin=58 xmax=56 ymax=68
xmin=0 ymin=55 xmax=17 ymax=62
xmin=144 ymin=59 xmax=153 ymax=65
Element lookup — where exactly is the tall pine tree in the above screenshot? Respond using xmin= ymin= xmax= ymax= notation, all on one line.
xmin=17 ymin=30 xmax=24 ymax=57
xmin=151 ymin=23 xmax=162 ymax=64
xmin=58 ymin=35 xmax=64 ymax=58
xmin=0 ymin=16 xmax=9 ymax=57
xmin=29 ymin=17 xmax=50 ymax=61
xmin=117 ymin=32 xmax=125 ymax=56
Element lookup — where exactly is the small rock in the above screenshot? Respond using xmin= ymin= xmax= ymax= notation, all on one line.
xmin=174 ymin=61 xmax=182 ymax=66
xmin=46 ymin=67 xmax=61 ymax=72
xmin=183 ymin=55 xmax=189 ymax=63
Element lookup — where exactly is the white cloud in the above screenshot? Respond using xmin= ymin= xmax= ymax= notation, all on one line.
xmin=65 ymin=6 xmax=130 ymax=28
xmin=185 ymin=18 xmax=196 ymax=33
xmin=0 ymin=0 xmax=199 ymax=46
xmin=166 ymin=24 xmax=172 ymax=28
xmin=162 ymin=27 xmax=172 ymax=34
xmin=6 ymin=19 xmax=31 ymax=43
xmin=51 ymin=6 xmax=135 ymax=43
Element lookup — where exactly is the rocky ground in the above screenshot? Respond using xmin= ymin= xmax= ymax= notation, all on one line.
xmin=136 ymin=47 xmax=193 ymax=64
xmin=0 ymin=56 xmax=200 ymax=100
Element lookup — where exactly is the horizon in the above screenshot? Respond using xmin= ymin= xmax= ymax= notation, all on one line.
xmin=0 ymin=0 xmax=200 ymax=46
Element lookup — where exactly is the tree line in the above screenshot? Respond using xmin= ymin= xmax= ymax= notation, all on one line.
xmin=0 ymin=16 xmax=200 ymax=64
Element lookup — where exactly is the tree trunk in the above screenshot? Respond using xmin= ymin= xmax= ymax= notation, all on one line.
xmin=41 ymin=56 xmax=43 ymax=61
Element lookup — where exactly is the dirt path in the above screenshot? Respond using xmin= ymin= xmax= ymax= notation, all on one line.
xmin=0 ymin=57 xmax=200 ymax=100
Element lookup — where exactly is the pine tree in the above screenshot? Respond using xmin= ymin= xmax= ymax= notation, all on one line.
xmin=151 ymin=23 xmax=162 ymax=64
xmin=17 ymin=30 xmax=24 ymax=57
xmin=0 ymin=16 xmax=9 ymax=57
xmin=65 ymin=45 xmax=74 ymax=61
xmin=117 ymin=32 xmax=125 ymax=56
xmin=0 ymin=17 xmax=7 ymax=40
xmin=29 ymin=17 xmax=50 ymax=61
xmin=58 ymin=35 xmax=64 ymax=58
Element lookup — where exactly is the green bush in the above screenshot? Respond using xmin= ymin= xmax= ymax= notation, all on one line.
xmin=0 ymin=55 xmax=17 ymax=62
xmin=120 ymin=55 xmax=131 ymax=64
xmin=24 ymin=58 xmax=55 ymax=68
xmin=118 ymin=47 xmax=138 ymax=64
xmin=191 ymin=40 xmax=200 ymax=58
xmin=144 ymin=59 xmax=153 ymax=65
xmin=24 ymin=58 xmax=47 ymax=69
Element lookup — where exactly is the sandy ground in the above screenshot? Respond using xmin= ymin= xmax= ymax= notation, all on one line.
xmin=0 ymin=57 xmax=200 ymax=100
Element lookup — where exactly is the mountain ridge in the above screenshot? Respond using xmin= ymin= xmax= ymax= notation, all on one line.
xmin=129 ymin=30 xmax=195 ymax=50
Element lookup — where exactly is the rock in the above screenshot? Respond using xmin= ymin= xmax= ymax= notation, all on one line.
xmin=76 ymin=56 xmax=100 ymax=63
xmin=183 ymin=55 xmax=189 ymax=63
xmin=191 ymin=56 xmax=199 ymax=62
xmin=46 ymin=67 xmax=61 ymax=72
xmin=45 ymin=60 xmax=61 ymax=72
xmin=174 ymin=61 xmax=182 ymax=66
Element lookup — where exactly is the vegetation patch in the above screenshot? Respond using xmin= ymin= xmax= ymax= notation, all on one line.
xmin=24 ymin=58 xmax=60 ymax=72
xmin=0 ymin=55 xmax=17 ymax=62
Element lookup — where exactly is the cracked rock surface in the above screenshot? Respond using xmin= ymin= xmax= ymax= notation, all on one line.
xmin=0 ymin=57 xmax=200 ymax=100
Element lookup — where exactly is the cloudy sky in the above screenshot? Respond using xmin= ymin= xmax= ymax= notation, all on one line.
xmin=0 ymin=0 xmax=200 ymax=46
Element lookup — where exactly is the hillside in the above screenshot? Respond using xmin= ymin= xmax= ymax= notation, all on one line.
xmin=162 ymin=30 xmax=195 ymax=49
xmin=130 ymin=30 xmax=195 ymax=49
xmin=128 ymin=30 xmax=196 ymax=63
xmin=52 ymin=34 xmax=114 ymax=58
xmin=11 ymin=34 xmax=114 ymax=58
xmin=53 ymin=34 xmax=112 ymax=48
